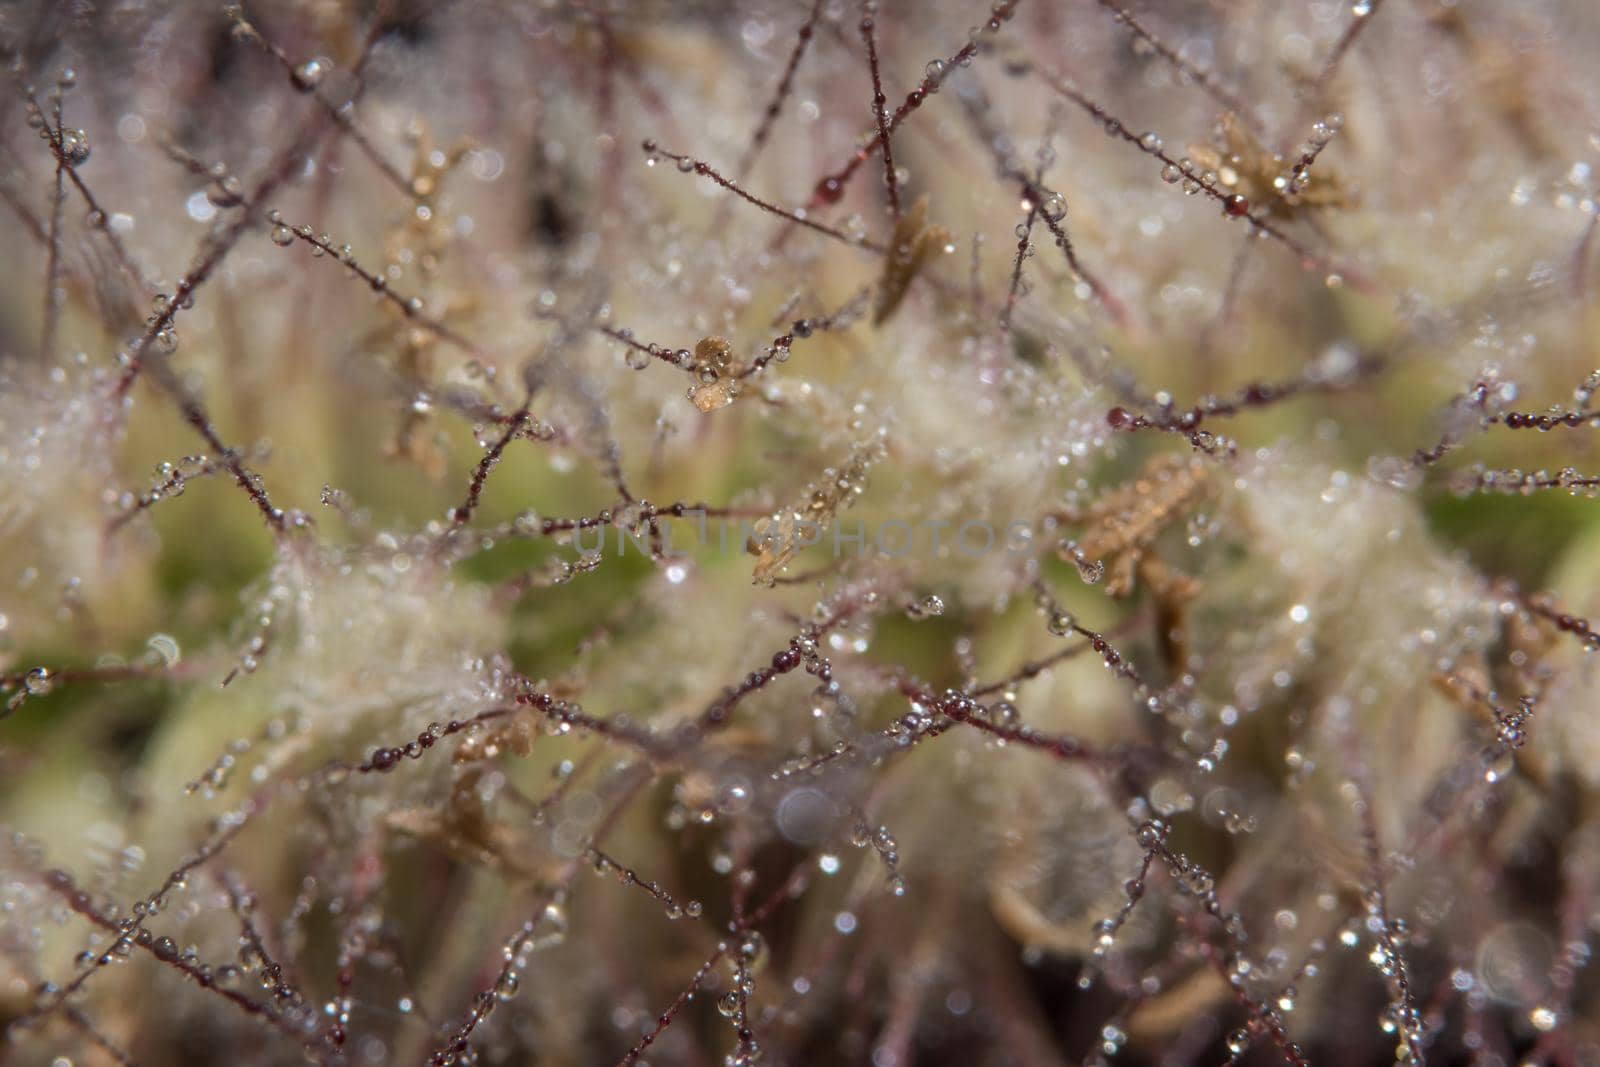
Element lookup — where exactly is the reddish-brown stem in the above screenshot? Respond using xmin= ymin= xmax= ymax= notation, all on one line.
xmin=897 ymin=679 xmax=1105 ymax=764
xmin=859 ymin=5 xmax=902 ymax=219
xmin=737 ymin=287 xmax=871 ymax=380
xmin=585 ymin=847 xmax=701 ymax=920
xmin=222 ymin=873 xmax=307 ymax=1015
xmin=735 ymin=0 xmax=824 ymax=179
xmin=2 ymin=662 xmax=180 ymax=722
xmin=595 ymin=323 xmax=692 ymax=371
xmin=1315 ymin=0 xmax=1390 ymax=97
xmin=1487 ymin=409 xmax=1600 ymax=431
xmin=106 ymin=453 xmax=230 ymax=535
xmin=1019 ymin=178 xmax=1130 ymax=329
xmin=39 ymin=873 xmax=310 ymax=1048
xmin=450 ymin=403 xmax=533 ymax=525
xmin=111 ymin=120 xmax=326 ymax=406
xmin=14 ymin=810 xmax=260 ymax=1036
xmin=644 ymin=142 xmax=885 ymax=253
xmin=1000 ymin=201 xmax=1038 ymax=335
xmin=1522 ymin=594 xmax=1600 ymax=653
xmin=1037 ymin=69 xmax=1344 ymax=277
xmin=1093 ymin=0 xmax=1260 ymax=130
xmin=231 ymin=9 xmax=415 ymax=197
xmin=17 ymin=86 xmax=152 ymax=299
xmin=1353 ymin=771 xmax=1426 ymax=1066
xmin=613 ymin=943 xmax=730 ymax=1066
xmin=62 ymin=1006 xmax=137 ymax=1067
xmin=39 ymin=91 xmax=65 ymax=364
xmin=804 ymin=1 xmax=1022 ymax=209
xmin=429 ymin=766 xmax=651 ymax=1064
xmin=970 ymin=626 xmax=1110 ymax=697
xmin=146 ymin=359 xmax=289 ymax=532
xmin=277 ymin=221 xmax=490 ymax=359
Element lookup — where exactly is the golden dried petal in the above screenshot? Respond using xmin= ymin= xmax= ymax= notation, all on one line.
xmin=748 ymin=510 xmax=809 ymax=585
xmin=873 ymin=195 xmax=949 ymax=326
xmin=694 ymin=335 xmax=734 ymax=370
xmin=747 ymin=442 xmax=883 ymax=584
xmin=689 ymin=380 xmax=735 ymax=412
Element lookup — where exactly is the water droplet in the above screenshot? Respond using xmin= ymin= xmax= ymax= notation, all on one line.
xmin=207 ymin=176 xmax=243 ymax=207
xmin=270 ymin=225 xmax=293 ymax=247
xmin=22 ymin=667 xmax=52 ymax=696
xmin=146 ymin=634 xmax=181 ymax=668
xmin=291 ymin=58 xmax=326 ymax=92
xmin=1367 ymin=455 xmax=1423 ymax=491
xmin=61 ymin=128 xmax=91 ymax=165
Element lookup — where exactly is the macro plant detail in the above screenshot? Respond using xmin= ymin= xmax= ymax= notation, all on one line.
xmin=0 ymin=1 xmax=1598 ymax=1065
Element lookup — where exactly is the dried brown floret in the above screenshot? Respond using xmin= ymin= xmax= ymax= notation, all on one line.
xmin=385 ymin=768 xmax=554 ymax=884
xmin=872 ymin=195 xmax=952 ymax=325
xmin=452 ymin=708 xmax=538 ymax=763
xmin=1187 ymin=112 xmax=1354 ymax=221
xmin=688 ymin=335 xmax=739 ymax=412
xmin=1056 ymin=453 xmax=1212 ymax=597
xmin=747 ymin=441 xmax=883 ymax=585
